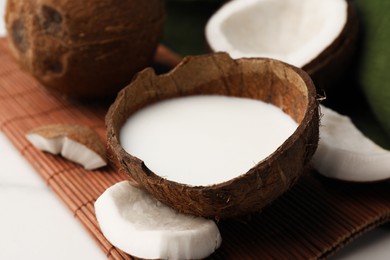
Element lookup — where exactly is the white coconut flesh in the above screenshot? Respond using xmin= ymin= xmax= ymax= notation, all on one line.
xmin=94 ymin=180 xmax=222 ymax=259
xmin=312 ymin=105 xmax=390 ymax=182
xmin=205 ymin=0 xmax=347 ymax=67
xmin=26 ymin=134 xmax=106 ymax=170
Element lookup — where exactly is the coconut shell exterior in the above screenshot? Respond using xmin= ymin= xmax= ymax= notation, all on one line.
xmin=5 ymin=0 xmax=165 ymax=99
xmin=106 ymin=52 xmax=320 ymax=219
xmin=302 ymin=0 xmax=359 ymax=91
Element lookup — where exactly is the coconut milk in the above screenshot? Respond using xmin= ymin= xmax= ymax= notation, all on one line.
xmin=120 ymin=95 xmax=298 ymax=186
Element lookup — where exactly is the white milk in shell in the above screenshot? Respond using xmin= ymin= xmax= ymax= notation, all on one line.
xmin=120 ymin=95 xmax=298 ymax=186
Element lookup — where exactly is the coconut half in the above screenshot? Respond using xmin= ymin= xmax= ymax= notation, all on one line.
xmin=312 ymin=105 xmax=390 ymax=182
xmin=26 ymin=124 xmax=107 ymax=170
xmin=205 ymin=0 xmax=359 ymax=90
xmin=106 ymin=52 xmax=319 ymax=219
xmin=95 ymin=180 xmax=222 ymax=259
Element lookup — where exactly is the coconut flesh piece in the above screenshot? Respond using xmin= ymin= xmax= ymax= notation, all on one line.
xmin=26 ymin=124 xmax=107 ymax=170
xmin=205 ymin=0 xmax=347 ymax=68
xmin=95 ymin=180 xmax=222 ymax=259
xmin=312 ymin=105 xmax=390 ymax=182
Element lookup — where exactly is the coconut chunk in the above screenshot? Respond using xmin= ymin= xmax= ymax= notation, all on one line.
xmin=312 ymin=105 xmax=390 ymax=182
xmin=26 ymin=124 xmax=107 ymax=170
xmin=206 ymin=0 xmax=347 ymax=67
xmin=94 ymin=181 xmax=222 ymax=259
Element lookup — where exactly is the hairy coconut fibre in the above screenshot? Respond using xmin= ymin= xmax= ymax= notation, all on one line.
xmin=5 ymin=0 xmax=165 ymax=99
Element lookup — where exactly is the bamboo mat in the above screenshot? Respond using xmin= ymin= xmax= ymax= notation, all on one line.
xmin=1 ymin=37 xmax=389 ymax=259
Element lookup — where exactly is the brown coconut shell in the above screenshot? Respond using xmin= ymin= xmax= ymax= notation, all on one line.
xmin=5 ymin=0 xmax=165 ymax=99
xmin=302 ymin=0 xmax=360 ymax=91
xmin=106 ymin=52 xmax=320 ymax=219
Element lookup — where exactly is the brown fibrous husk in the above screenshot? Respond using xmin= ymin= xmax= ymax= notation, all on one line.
xmin=106 ymin=52 xmax=320 ymax=219
xmin=5 ymin=0 xmax=165 ymax=99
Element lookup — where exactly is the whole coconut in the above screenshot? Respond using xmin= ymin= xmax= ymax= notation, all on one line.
xmin=5 ymin=0 xmax=165 ymax=99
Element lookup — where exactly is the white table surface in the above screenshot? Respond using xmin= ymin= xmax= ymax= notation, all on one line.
xmin=1 ymin=1 xmax=390 ymax=259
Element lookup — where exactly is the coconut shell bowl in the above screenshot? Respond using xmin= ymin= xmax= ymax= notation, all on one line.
xmin=105 ymin=52 xmax=320 ymax=219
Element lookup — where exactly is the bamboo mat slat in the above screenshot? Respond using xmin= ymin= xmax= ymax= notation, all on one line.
xmin=0 ymin=37 xmax=389 ymax=260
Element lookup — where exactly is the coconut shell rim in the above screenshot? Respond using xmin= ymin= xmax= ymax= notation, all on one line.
xmin=302 ymin=0 xmax=359 ymax=80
